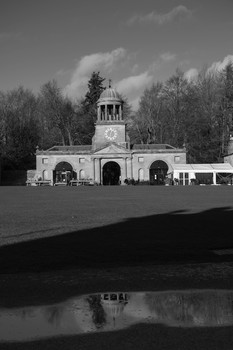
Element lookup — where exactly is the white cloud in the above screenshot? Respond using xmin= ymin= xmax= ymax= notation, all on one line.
xmin=208 ymin=55 xmax=233 ymax=73
xmin=127 ymin=5 xmax=192 ymax=26
xmin=184 ymin=55 xmax=233 ymax=82
xmin=184 ymin=68 xmax=198 ymax=81
xmin=64 ymin=48 xmax=179 ymax=110
xmin=64 ymin=48 xmax=154 ymax=109
xmin=116 ymin=71 xmax=153 ymax=96
xmin=64 ymin=48 xmax=126 ymax=99
xmin=130 ymin=96 xmax=141 ymax=111
xmin=116 ymin=71 xmax=153 ymax=111
xmin=160 ymin=52 xmax=176 ymax=62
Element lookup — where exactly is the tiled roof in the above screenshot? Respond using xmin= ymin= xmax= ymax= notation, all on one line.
xmin=132 ymin=144 xmax=176 ymax=150
xmin=47 ymin=145 xmax=92 ymax=152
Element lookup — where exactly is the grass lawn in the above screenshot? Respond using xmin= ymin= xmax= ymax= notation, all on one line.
xmin=0 ymin=185 xmax=233 ymax=272
xmin=1 ymin=185 xmax=233 ymax=242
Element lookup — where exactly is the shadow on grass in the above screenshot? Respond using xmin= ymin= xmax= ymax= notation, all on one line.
xmin=1 ymin=324 xmax=233 ymax=350
xmin=1 ymin=207 xmax=233 ymax=274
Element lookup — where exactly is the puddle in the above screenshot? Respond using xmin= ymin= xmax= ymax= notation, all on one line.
xmin=1 ymin=290 xmax=233 ymax=342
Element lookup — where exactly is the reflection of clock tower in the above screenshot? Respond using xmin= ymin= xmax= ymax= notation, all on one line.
xmin=92 ymin=84 xmax=129 ymax=150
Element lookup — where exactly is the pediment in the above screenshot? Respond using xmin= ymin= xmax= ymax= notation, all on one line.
xmin=93 ymin=143 xmax=131 ymax=155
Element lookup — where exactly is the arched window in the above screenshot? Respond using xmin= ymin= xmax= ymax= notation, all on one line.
xmin=138 ymin=168 xmax=144 ymax=181
xmin=79 ymin=169 xmax=85 ymax=179
xmin=43 ymin=170 xmax=49 ymax=180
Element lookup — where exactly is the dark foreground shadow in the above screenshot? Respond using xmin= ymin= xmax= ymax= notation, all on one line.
xmin=0 ymin=207 xmax=233 ymax=274
xmin=1 ymin=324 xmax=233 ymax=350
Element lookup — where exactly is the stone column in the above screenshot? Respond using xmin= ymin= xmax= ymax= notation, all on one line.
xmin=92 ymin=158 xmax=95 ymax=182
xmin=50 ymin=170 xmax=54 ymax=185
xmin=125 ymin=157 xmax=128 ymax=179
xmin=101 ymin=106 xmax=103 ymax=120
xmin=120 ymin=158 xmax=126 ymax=185
xmin=130 ymin=157 xmax=133 ymax=179
xmin=99 ymin=158 xmax=102 ymax=184
xmin=97 ymin=106 xmax=100 ymax=121
xmin=95 ymin=158 xmax=100 ymax=184
xmin=119 ymin=105 xmax=122 ymax=120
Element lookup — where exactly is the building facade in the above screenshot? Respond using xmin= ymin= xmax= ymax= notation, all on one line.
xmin=35 ymin=87 xmax=187 ymax=185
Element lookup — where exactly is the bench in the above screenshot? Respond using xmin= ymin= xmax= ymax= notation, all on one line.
xmin=69 ymin=179 xmax=94 ymax=186
xmin=26 ymin=180 xmax=51 ymax=186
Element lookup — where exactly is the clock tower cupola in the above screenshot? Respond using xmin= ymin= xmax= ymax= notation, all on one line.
xmin=92 ymin=82 xmax=129 ymax=150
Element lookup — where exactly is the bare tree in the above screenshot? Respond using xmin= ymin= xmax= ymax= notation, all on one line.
xmin=0 ymin=86 xmax=39 ymax=169
xmin=39 ymin=80 xmax=76 ymax=146
xmin=131 ymin=82 xmax=165 ymax=144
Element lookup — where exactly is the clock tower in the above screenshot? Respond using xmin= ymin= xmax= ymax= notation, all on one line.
xmin=92 ymin=85 xmax=129 ymax=150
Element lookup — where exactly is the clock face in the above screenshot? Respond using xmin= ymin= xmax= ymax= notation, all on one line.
xmin=104 ymin=127 xmax=117 ymax=141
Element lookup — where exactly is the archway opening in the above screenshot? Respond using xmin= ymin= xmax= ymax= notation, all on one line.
xmin=53 ymin=161 xmax=76 ymax=185
xmin=103 ymin=161 xmax=121 ymax=185
xmin=150 ymin=160 xmax=168 ymax=185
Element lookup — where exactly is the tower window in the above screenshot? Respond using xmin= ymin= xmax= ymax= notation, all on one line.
xmin=42 ymin=158 xmax=48 ymax=164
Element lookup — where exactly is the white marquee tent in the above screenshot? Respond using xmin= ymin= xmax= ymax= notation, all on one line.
xmin=170 ymin=163 xmax=233 ymax=185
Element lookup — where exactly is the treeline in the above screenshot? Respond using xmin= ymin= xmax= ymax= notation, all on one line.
xmin=0 ymin=72 xmax=105 ymax=170
xmin=0 ymin=66 xmax=233 ymax=171
xmin=128 ymin=64 xmax=233 ymax=163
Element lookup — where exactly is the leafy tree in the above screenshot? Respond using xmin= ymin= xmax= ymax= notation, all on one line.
xmin=82 ymin=71 xmax=105 ymax=118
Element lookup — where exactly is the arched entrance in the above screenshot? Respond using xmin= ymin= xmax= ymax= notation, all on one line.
xmin=103 ymin=161 xmax=121 ymax=185
xmin=53 ymin=161 xmax=77 ymax=185
xmin=150 ymin=160 xmax=168 ymax=185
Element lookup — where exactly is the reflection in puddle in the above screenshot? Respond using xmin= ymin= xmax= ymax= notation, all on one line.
xmin=1 ymin=290 xmax=233 ymax=342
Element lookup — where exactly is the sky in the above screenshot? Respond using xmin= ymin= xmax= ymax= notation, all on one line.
xmin=0 ymin=0 xmax=233 ymax=110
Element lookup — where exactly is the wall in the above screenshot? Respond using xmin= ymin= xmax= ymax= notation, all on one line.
xmin=131 ymin=151 xmax=186 ymax=181
xmin=37 ymin=154 xmax=93 ymax=183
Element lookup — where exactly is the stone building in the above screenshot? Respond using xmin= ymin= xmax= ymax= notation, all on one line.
xmin=35 ymin=86 xmax=186 ymax=185
xmin=224 ymin=135 xmax=233 ymax=167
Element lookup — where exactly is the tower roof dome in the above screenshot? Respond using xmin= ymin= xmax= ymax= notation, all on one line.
xmin=98 ymin=87 xmax=122 ymax=104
